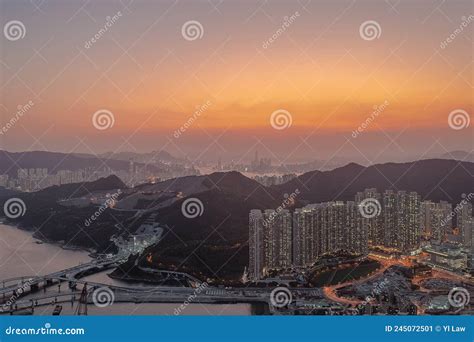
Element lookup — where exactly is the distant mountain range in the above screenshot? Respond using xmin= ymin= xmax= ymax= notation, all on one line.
xmin=275 ymin=150 xmax=474 ymax=173
xmin=0 ymin=175 xmax=129 ymax=252
xmin=32 ymin=175 xmax=126 ymax=201
xmin=437 ymin=150 xmax=474 ymax=163
xmin=1 ymin=158 xmax=472 ymax=280
xmin=0 ymin=150 xmax=163 ymax=177
xmin=0 ymin=186 xmax=19 ymax=198
xmin=1 ymin=149 xmax=472 ymax=178
xmin=275 ymin=159 xmax=473 ymax=204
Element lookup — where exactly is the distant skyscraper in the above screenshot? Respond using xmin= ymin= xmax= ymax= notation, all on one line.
xmin=250 ymin=149 xmax=271 ymax=172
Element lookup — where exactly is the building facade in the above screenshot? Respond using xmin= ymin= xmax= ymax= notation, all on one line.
xmin=248 ymin=210 xmax=264 ymax=281
xmin=249 ymin=188 xmax=471 ymax=279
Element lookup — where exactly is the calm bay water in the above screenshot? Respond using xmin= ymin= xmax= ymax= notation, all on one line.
xmin=0 ymin=224 xmax=91 ymax=279
xmin=0 ymin=224 xmax=252 ymax=315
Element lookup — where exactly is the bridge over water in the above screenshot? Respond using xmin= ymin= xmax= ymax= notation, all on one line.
xmin=0 ymin=254 xmax=331 ymax=316
xmin=0 ymin=256 xmax=123 ymax=302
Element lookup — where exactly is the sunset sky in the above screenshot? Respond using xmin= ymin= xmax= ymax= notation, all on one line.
xmin=0 ymin=0 xmax=472 ymax=163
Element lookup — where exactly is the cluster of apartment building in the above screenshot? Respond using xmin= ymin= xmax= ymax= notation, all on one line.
xmin=0 ymin=167 xmax=123 ymax=192
xmin=0 ymin=160 xmax=202 ymax=192
xmin=249 ymin=188 xmax=474 ymax=281
xmin=253 ymin=173 xmax=297 ymax=187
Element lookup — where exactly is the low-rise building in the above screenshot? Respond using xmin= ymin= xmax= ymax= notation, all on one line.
xmin=424 ymin=243 xmax=467 ymax=272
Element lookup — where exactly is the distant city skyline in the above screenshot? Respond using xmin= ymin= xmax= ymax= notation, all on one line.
xmin=0 ymin=145 xmax=472 ymax=165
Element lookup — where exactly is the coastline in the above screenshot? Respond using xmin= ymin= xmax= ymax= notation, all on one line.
xmin=0 ymin=221 xmax=97 ymax=257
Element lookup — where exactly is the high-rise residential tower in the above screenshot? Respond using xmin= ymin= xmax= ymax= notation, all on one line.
xmin=420 ymin=200 xmax=452 ymax=242
xmin=249 ymin=209 xmax=264 ymax=281
xmin=263 ymin=209 xmax=292 ymax=270
xmin=356 ymin=188 xmax=382 ymax=246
